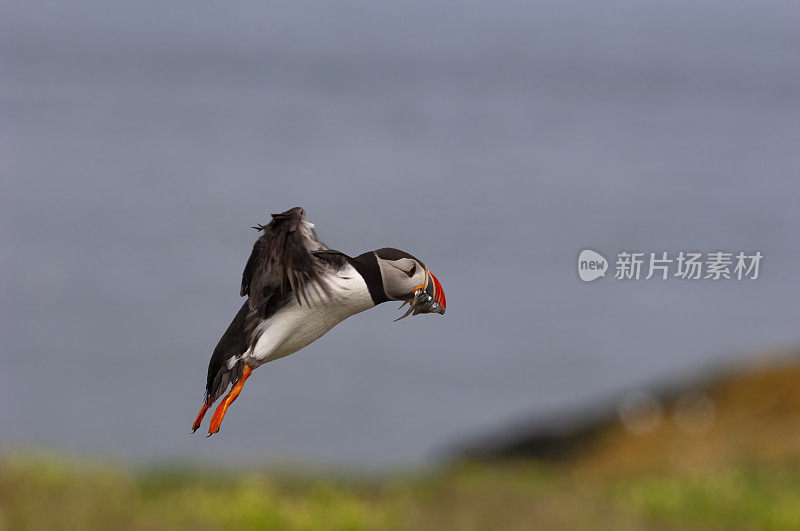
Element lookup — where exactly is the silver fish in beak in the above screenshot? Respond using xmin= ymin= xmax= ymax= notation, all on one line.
xmin=394 ymin=268 xmax=446 ymax=321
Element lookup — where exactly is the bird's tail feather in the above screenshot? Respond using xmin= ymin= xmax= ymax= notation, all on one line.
xmin=205 ymin=302 xmax=250 ymax=404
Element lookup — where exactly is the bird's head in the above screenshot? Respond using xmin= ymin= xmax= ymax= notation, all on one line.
xmin=373 ymin=248 xmax=446 ymax=320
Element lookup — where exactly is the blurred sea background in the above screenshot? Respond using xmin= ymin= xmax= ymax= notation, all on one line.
xmin=2 ymin=0 xmax=800 ymax=473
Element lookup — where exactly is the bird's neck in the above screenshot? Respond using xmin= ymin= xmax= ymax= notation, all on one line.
xmin=348 ymin=251 xmax=389 ymax=306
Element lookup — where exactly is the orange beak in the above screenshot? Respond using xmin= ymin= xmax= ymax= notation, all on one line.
xmin=424 ymin=268 xmax=446 ymax=314
xmin=394 ymin=267 xmax=446 ymax=322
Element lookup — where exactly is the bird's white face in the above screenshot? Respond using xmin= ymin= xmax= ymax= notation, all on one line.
xmin=377 ymin=255 xmax=428 ymax=300
xmin=374 ymin=249 xmax=446 ymax=318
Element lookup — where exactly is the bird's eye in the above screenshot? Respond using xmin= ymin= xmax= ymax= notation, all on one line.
xmin=406 ymin=264 xmax=416 ymax=277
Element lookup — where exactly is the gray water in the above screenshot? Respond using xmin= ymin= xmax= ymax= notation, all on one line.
xmin=2 ymin=0 xmax=800 ymax=468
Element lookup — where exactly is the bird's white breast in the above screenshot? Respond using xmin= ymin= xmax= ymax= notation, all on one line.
xmin=243 ymin=263 xmax=374 ymax=367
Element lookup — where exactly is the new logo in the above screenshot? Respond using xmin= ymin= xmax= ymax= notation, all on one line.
xmin=578 ymin=249 xmax=608 ymax=282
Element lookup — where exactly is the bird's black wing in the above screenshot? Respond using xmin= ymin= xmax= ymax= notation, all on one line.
xmin=241 ymin=206 xmax=330 ymax=309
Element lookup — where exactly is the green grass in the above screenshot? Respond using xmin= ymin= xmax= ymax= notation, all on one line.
xmin=3 ymin=454 xmax=800 ymax=530
xmin=0 ymin=454 xmax=401 ymax=530
xmin=614 ymin=468 xmax=800 ymax=530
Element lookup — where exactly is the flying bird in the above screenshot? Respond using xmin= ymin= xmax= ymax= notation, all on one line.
xmin=192 ymin=207 xmax=446 ymax=435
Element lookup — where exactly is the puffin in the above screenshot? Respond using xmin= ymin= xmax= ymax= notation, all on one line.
xmin=192 ymin=207 xmax=446 ymax=435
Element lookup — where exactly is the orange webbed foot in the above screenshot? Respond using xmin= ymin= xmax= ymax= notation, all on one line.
xmin=207 ymin=365 xmax=252 ymax=435
xmin=192 ymin=402 xmax=210 ymax=433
